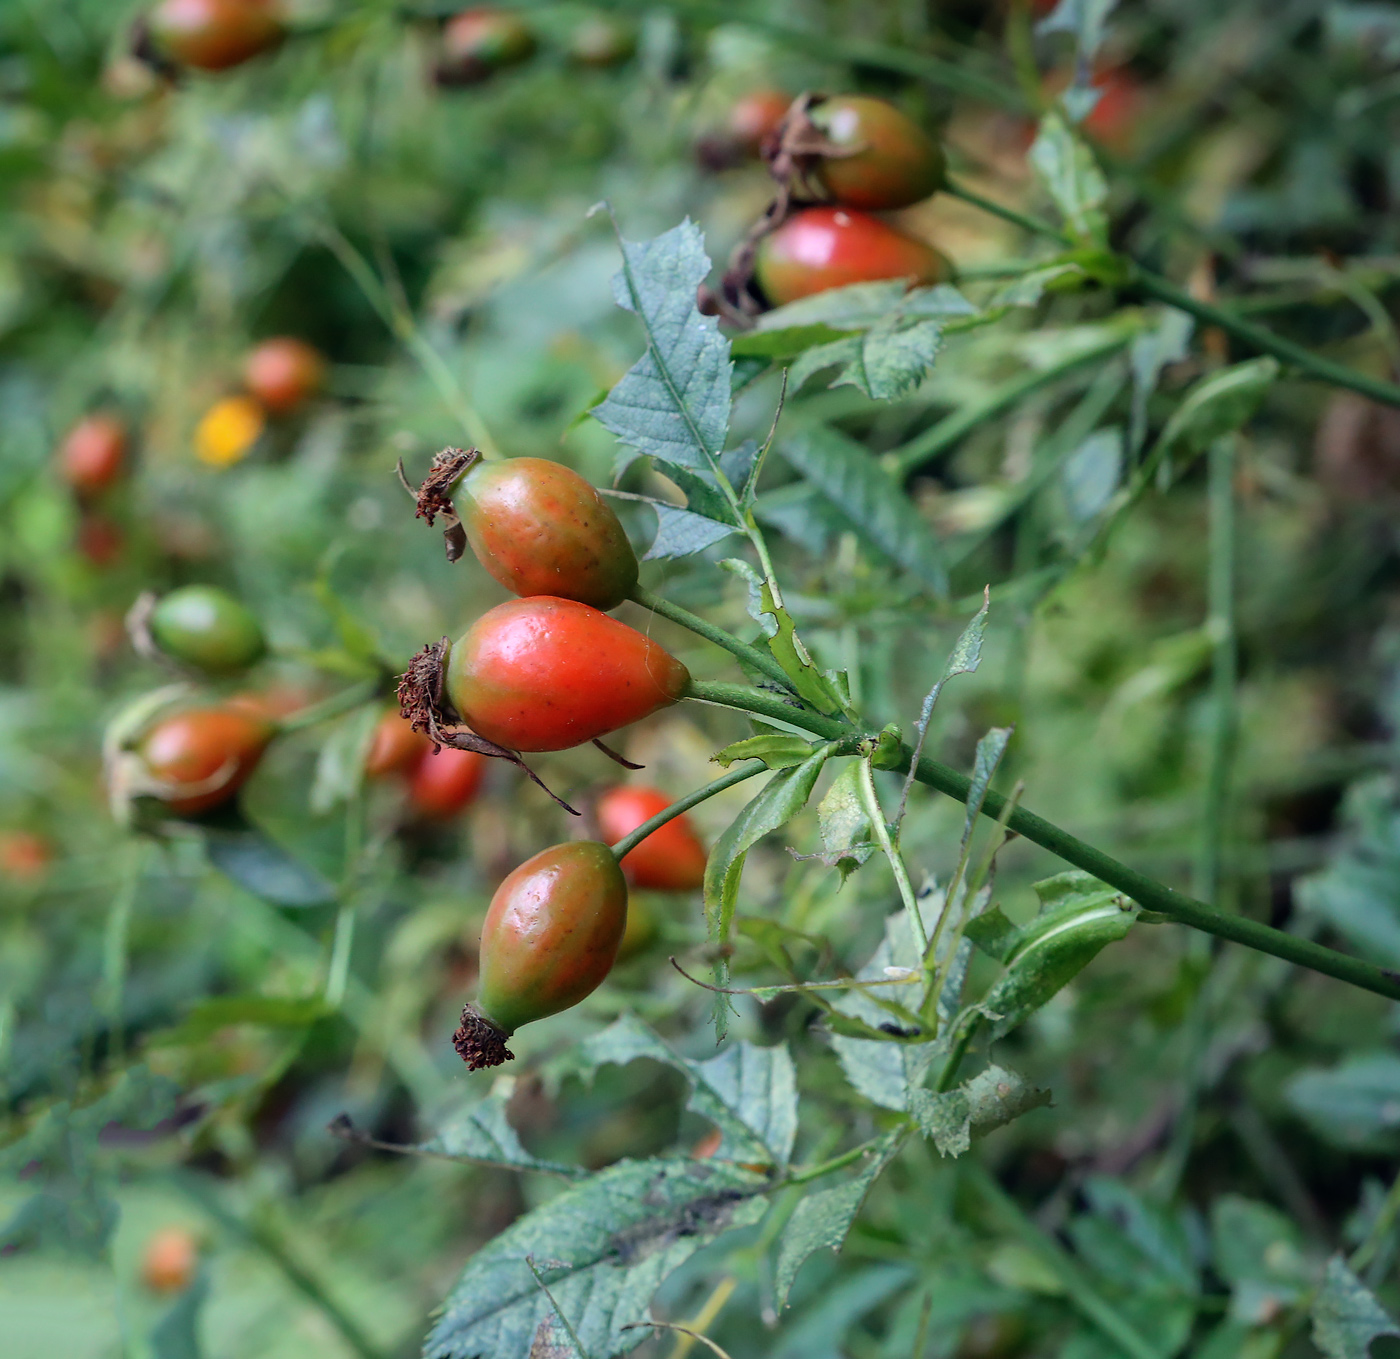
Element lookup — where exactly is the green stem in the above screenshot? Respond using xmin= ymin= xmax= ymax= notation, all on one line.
xmin=944 ymin=180 xmax=1068 ymax=244
xmin=858 ymin=759 xmax=927 ymax=954
xmin=1197 ymin=435 xmax=1238 ymax=904
xmin=889 ymin=334 xmax=1132 ymax=479
xmin=630 ymin=585 xmax=796 ymax=694
xmin=965 ymin=1163 xmax=1159 ymax=1359
xmin=276 ymin=680 xmax=379 ymax=735
xmin=681 ymin=679 xmax=1400 ymax=1002
xmin=610 ymin=760 xmax=769 ymax=861
xmin=946 ymin=180 xmax=1400 ymax=410
xmin=1132 ymin=272 xmax=1400 ymax=409
xmin=785 ymin=1135 xmax=894 ymax=1186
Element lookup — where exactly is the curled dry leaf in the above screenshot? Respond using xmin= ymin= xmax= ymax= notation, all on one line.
xmin=398 ymin=446 xmax=481 ymax=562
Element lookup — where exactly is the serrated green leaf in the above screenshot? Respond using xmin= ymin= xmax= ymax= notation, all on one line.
xmin=643 ymin=502 xmax=739 ymax=559
xmin=909 ymin=1064 xmax=1051 ymax=1157
xmin=591 ymin=219 xmax=732 ymax=478
xmin=780 ymin=426 xmax=948 ymax=595
xmin=831 ymin=319 xmax=945 ymax=401
xmin=1029 ymin=112 xmax=1109 ymax=245
xmin=424 ymin=1157 xmax=768 ymax=1359
xmin=422 ymin=1084 xmax=586 ymax=1177
xmin=831 ymin=911 xmax=935 ymax=1111
xmin=754 ymin=280 xmax=975 ymax=333
xmin=1312 ymin=1255 xmax=1400 ymax=1359
xmin=583 ymin=1013 xmax=796 ymax=1166
xmin=772 ymin=1130 xmax=904 ymax=1309
xmin=713 ymin=734 xmax=818 ymax=769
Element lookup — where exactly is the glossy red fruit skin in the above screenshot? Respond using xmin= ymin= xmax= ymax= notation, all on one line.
xmin=808 ymin=95 xmax=943 ymax=210
xmin=457 ymin=458 xmax=638 ymax=610
xmin=60 ymin=414 xmax=127 ymax=496
xmin=476 ymin=841 xmax=627 ymax=1034
xmin=137 ymin=706 xmax=273 ymax=816
xmin=445 ymin=597 xmax=690 ymax=752
xmin=243 ymin=337 xmax=324 ymax=413
xmin=364 ymin=708 xmax=430 ymax=778
xmin=754 ymin=208 xmax=944 ymax=307
xmin=597 ymin=786 xmax=707 ymax=892
xmin=729 ymin=89 xmax=791 ymax=155
xmin=147 ymin=0 xmax=283 ymax=72
xmin=409 ymin=746 xmax=487 ymax=818
xmin=438 ymin=8 xmax=536 ymax=84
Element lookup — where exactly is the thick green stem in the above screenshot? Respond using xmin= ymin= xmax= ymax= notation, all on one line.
xmin=610 ymin=760 xmax=768 ymax=861
xmin=1132 ymin=272 xmax=1400 ymax=409
xmin=682 ymin=680 xmax=1400 ymax=1002
xmin=630 ymin=585 xmax=796 ymax=693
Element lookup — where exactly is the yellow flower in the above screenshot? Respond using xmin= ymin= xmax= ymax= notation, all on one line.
xmin=195 ymin=395 xmax=265 ymax=467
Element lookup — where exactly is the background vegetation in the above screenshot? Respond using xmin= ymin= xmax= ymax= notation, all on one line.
xmin=6 ymin=2 xmax=1400 ymax=1357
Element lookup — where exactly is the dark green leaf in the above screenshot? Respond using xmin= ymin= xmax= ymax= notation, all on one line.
xmin=780 ymin=426 xmax=947 ymax=595
xmin=422 ymin=1087 xmax=586 ymax=1177
xmin=201 ymin=819 xmax=336 ymax=908
xmin=712 ymin=734 xmax=819 ymax=769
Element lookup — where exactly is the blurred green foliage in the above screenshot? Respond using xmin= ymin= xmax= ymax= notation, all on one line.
xmin=7 ymin=2 xmax=1400 ymax=1357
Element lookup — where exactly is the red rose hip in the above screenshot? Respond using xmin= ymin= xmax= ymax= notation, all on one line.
xmin=455 ymin=841 xmax=628 ymax=1068
xmin=597 ymin=786 xmax=707 ymax=892
xmin=754 ymin=207 xmax=944 ymax=307
xmin=444 ymin=597 xmax=689 ymax=752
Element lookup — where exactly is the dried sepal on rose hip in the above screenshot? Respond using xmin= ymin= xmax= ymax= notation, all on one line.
xmin=399 ymin=447 xmax=639 ymax=610
xmin=454 ymin=841 xmax=628 ymax=1070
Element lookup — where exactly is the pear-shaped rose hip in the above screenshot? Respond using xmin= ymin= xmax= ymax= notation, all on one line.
xmin=454 ymin=841 xmax=627 ymax=1068
xmin=456 ymin=457 xmax=638 ymax=610
xmin=597 ymin=786 xmax=707 ymax=892
xmin=445 ymin=597 xmax=689 ymax=752
xmin=755 ymin=207 xmax=944 ymax=307
xmin=807 ymin=95 xmax=943 ymax=210
xmin=59 ymin=413 xmax=128 ymax=497
xmin=134 ymin=704 xmax=274 ymax=816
